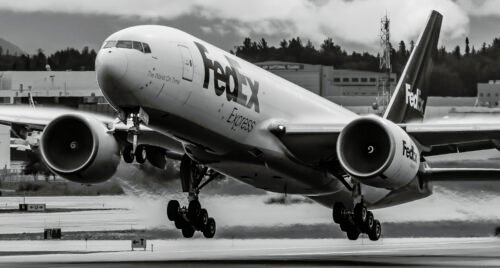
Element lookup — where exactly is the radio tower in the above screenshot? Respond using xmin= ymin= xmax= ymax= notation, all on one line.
xmin=378 ymin=14 xmax=392 ymax=111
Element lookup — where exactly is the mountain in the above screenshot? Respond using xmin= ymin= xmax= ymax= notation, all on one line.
xmin=0 ymin=38 xmax=25 ymax=56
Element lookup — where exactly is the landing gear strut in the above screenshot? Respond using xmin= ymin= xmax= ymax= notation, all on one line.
xmin=121 ymin=111 xmax=148 ymax=164
xmin=332 ymin=183 xmax=382 ymax=241
xmin=166 ymin=155 xmax=218 ymax=238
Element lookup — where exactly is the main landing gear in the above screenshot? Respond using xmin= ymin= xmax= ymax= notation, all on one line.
xmin=122 ymin=112 xmax=147 ymax=164
xmin=166 ymin=155 xmax=218 ymax=238
xmin=332 ymin=184 xmax=382 ymax=241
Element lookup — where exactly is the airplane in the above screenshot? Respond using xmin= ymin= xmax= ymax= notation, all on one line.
xmin=2 ymin=10 xmax=500 ymax=241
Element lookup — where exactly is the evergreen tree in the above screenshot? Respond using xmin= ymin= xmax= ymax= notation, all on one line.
xmin=453 ymin=45 xmax=461 ymax=59
xmin=465 ymin=37 xmax=470 ymax=55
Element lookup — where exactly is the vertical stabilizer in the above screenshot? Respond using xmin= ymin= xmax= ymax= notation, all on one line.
xmin=383 ymin=10 xmax=442 ymax=123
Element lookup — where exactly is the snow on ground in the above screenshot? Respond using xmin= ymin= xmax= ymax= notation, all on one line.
xmin=0 ymin=186 xmax=499 ymax=234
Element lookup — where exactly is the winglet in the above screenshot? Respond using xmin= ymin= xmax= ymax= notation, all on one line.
xmin=383 ymin=10 xmax=442 ymax=123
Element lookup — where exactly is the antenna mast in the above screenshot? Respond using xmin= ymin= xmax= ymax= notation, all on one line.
xmin=379 ymin=14 xmax=392 ymax=111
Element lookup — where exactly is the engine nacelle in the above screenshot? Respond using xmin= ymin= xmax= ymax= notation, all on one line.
xmin=336 ymin=115 xmax=420 ymax=189
xmin=40 ymin=114 xmax=120 ymax=183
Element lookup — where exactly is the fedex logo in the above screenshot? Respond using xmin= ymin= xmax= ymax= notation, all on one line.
xmin=195 ymin=42 xmax=260 ymax=113
xmin=402 ymin=140 xmax=418 ymax=163
xmin=405 ymin=83 xmax=425 ymax=113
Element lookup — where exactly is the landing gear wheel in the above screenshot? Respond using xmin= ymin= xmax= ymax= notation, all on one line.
xmin=122 ymin=144 xmax=134 ymax=163
xmin=202 ymin=217 xmax=216 ymax=238
xmin=181 ymin=225 xmax=195 ymax=238
xmin=333 ymin=202 xmax=346 ymax=224
xmin=135 ymin=145 xmax=147 ymax=164
xmin=188 ymin=200 xmax=202 ymax=222
xmin=354 ymin=203 xmax=367 ymax=226
xmin=339 ymin=222 xmax=349 ymax=232
xmin=196 ymin=209 xmax=208 ymax=229
xmin=346 ymin=226 xmax=360 ymax=240
xmin=175 ymin=218 xmax=186 ymax=229
xmin=167 ymin=200 xmax=180 ymax=221
xmin=368 ymin=220 xmax=381 ymax=241
xmin=364 ymin=211 xmax=374 ymax=232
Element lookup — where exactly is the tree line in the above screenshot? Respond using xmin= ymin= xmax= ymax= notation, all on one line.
xmin=233 ymin=36 xmax=500 ymax=97
xmin=0 ymin=46 xmax=97 ymax=71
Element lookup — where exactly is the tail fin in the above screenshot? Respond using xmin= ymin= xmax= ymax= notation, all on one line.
xmin=383 ymin=10 xmax=442 ymax=123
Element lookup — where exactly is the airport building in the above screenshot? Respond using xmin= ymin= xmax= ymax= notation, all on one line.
xmin=255 ymin=61 xmax=397 ymax=98
xmin=0 ymin=71 xmax=114 ymax=116
xmin=477 ymin=81 xmax=500 ymax=107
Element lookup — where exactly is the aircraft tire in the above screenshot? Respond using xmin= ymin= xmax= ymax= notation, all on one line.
xmin=368 ymin=220 xmax=381 ymax=241
xmin=174 ymin=218 xmax=186 ymax=229
xmin=188 ymin=200 xmax=202 ymax=222
xmin=181 ymin=225 xmax=195 ymax=238
xmin=354 ymin=203 xmax=367 ymax=226
xmin=333 ymin=202 xmax=346 ymax=224
xmin=122 ymin=144 xmax=134 ymax=163
xmin=346 ymin=226 xmax=360 ymax=240
xmin=135 ymin=145 xmax=147 ymax=164
xmin=339 ymin=222 xmax=349 ymax=232
xmin=364 ymin=211 xmax=374 ymax=233
xmin=196 ymin=208 xmax=208 ymax=229
xmin=167 ymin=200 xmax=180 ymax=221
xmin=202 ymin=218 xmax=216 ymax=238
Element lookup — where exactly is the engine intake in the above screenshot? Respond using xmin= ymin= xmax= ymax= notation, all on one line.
xmin=336 ymin=115 xmax=420 ymax=189
xmin=40 ymin=114 xmax=120 ymax=183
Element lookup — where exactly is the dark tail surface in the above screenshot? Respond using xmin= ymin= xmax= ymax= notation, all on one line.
xmin=383 ymin=10 xmax=442 ymax=123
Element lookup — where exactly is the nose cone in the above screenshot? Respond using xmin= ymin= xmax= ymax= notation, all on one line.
xmin=96 ymin=49 xmax=128 ymax=93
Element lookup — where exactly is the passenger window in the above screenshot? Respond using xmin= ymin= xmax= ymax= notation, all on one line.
xmin=133 ymin=41 xmax=144 ymax=52
xmin=143 ymin=43 xmax=151 ymax=53
xmin=103 ymin=41 xmax=117 ymax=48
xmin=116 ymin=40 xmax=133 ymax=49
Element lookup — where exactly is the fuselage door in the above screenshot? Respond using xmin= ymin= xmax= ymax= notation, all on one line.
xmin=178 ymin=45 xmax=194 ymax=82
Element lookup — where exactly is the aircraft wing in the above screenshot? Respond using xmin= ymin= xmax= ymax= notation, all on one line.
xmin=403 ymin=122 xmax=500 ymax=146
xmin=271 ymin=121 xmax=500 ymax=166
xmin=0 ymin=105 xmax=184 ymax=159
xmin=403 ymin=122 xmax=500 ymax=155
xmin=270 ymin=123 xmax=344 ymax=166
xmin=420 ymin=166 xmax=500 ymax=181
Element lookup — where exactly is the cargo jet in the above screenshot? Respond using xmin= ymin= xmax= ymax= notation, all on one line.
xmin=3 ymin=10 xmax=500 ymax=241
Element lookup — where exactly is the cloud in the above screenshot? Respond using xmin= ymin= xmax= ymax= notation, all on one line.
xmin=0 ymin=0 xmax=493 ymax=50
xmin=457 ymin=0 xmax=500 ymax=17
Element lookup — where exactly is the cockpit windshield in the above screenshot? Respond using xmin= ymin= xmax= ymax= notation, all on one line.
xmin=102 ymin=40 xmax=151 ymax=54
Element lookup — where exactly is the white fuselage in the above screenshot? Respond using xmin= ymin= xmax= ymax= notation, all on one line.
xmin=95 ymin=25 xmax=428 ymax=209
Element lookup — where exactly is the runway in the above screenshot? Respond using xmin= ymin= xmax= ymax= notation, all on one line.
xmin=0 ymin=238 xmax=499 ymax=267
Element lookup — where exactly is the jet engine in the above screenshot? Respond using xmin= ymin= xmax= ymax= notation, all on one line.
xmin=40 ymin=114 xmax=120 ymax=183
xmin=336 ymin=115 xmax=420 ymax=189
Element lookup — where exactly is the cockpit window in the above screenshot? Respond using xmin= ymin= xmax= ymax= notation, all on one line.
xmin=132 ymin=41 xmax=144 ymax=52
xmin=103 ymin=40 xmax=117 ymax=48
xmin=116 ymin=40 xmax=133 ymax=49
xmin=143 ymin=43 xmax=151 ymax=54
xmin=105 ymin=40 xmax=152 ymax=54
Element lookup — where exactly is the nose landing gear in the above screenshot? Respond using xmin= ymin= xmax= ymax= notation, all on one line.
xmin=121 ymin=110 xmax=148 ymax=164
xmin=166 ymin=155 xmax=219 ymax=238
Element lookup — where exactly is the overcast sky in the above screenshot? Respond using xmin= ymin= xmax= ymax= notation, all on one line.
xmin=0 ymin=0 xmax=499 ymax=55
